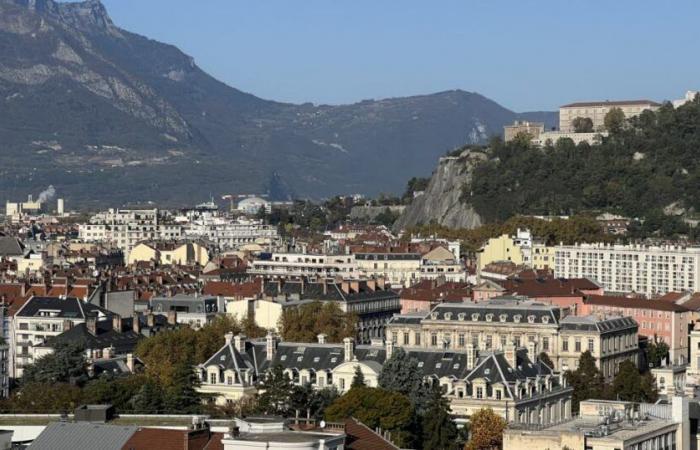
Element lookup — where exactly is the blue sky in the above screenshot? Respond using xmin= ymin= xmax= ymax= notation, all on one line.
xmin=99 ymin=0 xmax=700 ymax=111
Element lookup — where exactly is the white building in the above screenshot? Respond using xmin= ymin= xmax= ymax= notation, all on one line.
xmin=553 ymin=243 xmax=700 ymax=296
xmin=184 ymin=216 xmax=278 ymax=251
xmin=249 ymin=253 xmax=357 ymax=278
xmin=237 ymin=197 xmax=271 ymax=215
xmin=673 ymin=90 xmax=698 ymax=108
xmin=78 ymin=208 xmax=182 ymax=260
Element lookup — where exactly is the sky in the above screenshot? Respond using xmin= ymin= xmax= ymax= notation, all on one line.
xmin=97 ymin=0 xmax=700 ymax=112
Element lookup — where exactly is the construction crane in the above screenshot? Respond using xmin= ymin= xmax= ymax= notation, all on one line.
xmin=221 ymin=194 xmax=269 ymax=212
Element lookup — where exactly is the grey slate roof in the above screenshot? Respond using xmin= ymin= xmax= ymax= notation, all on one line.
xmin=29 ymin=422 xmax=137 ymax=450
xmin=560 ymin=315 xmax=638 ymax=333
xmin=17 ymin=296 xmax=113 ymax=319
xmin=423 ymin=297 xmax=562 ymax=325
xmin=0 ymin=236 xmax=24 ymax=257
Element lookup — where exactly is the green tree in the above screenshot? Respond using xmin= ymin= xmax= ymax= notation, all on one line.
xmin=131 ymin=380 xmax=165 ymax=413
xmin=22 ymin=341 xmax=87 ymax=386
xmin=279 ymin=301 xmax=356 ymax=343
xmin=564 ymin=351 xmax=606 ymax=413
xmin=0 ymin=382 xmax=83 ymax=413
xmin=604 ymin=107 xmax=626 ymax=133
xmin=612 ymin=360 xmax=658 ymax=402
xmin=325 ymin=387 xmax=416 ymax=448
xmin=572 ymin=116 xmax=594 ymax=132
xmin=465 ymin=408 xmax=507 ymax=450
xmin=163 ymin=362 xmax=202 ymax=413
xmin=378 ymin=348 xmax=430 ymax=413
xmin=351 ymin=365 xmax=366 ymax=388
xmin=645 ymin=340 xmax=670 ymax=368
xmin=421 ymin=384 xmax=459 ymax=450
xmin=256 ymin=365 xmax=294 ymax=415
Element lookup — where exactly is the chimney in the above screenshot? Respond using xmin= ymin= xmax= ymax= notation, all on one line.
xmin=86 ymin=313 xmax=97 ymax=335
xmin=103 ymin=346 xmax=114 ymax=359
xmin=234 ymin=334 xmax=246 ymax=353
xmin=147 ymin=313 xmax=155 ymax=328
xmin=350 ymin=280 xmax=360 ymax=294
xmin=386 ymin=338 xmax=394 ymax=359
xmin=366 ymin=279 xmax=376 ymax=292
xmin=266 ymin=332 xmax=277 ymax=360
xmin=112 ymin=314 xmax=123 ymax=333
xmin=341 ymin=281 xmax=350 ymax=295
xmin=343 ymin=337 xmax=355 ymax=362
xmin=167 ymin=310 xmax=177 ymax=326
xmin=63 ymin=319 xmax=73 ymax=332
xmin=126 ymin=353 xmax=135 ymax=372
xmin=505 ymin=341 xmax=517 ymax=369
xmin=317 ymin=333 xmax=327 ymax=344
xmin=376 ymin=277 xmax=386 ymax=291
xmin=132 ymin=313 xmax=142 ymax=334
xmin=225 ymin=332 xmax=234 ymax=346
xmin=466 ymin=343 xmax=475 ymax=369
xmin=527 ymin=341 xmax=537 ymax=360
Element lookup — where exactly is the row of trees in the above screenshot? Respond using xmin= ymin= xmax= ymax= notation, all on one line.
xmin=279 ymin=301 xmax=357 ymax=343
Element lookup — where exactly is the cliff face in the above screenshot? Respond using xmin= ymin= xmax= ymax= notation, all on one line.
xmin=394 ymin=150 xmax=486 ymax=230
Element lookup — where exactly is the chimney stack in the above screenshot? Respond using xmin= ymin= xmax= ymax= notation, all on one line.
xmin=266 ymin=332 xmax=277 ymax=361
xmin=225 ymin=332 xmax=234 ymax=346
xmin=147 ymin=313 xmax=155 ymax=328
xmin=132 ymin=313 xmax=142 ymax=334
xmin=167 ymin=310 xmax=177 ymax=326
xmin=466 ymin=342 xmax=475 ymax=369
xmin=317 ymin=334 xmax=327 ymax=344
xmin=112 ymin=314 xmax=123 ymax=333
xmin=234 ymin=334 xmax=246 ymax=353
xmin=527 ymin=341 xmax=537 ymax=361
xmin=386 ymin=338 xmax=394 ymax=359
xmin=63 ymin=319 xmax=73 ymax=332
xmin=86 ymin=313 xmax=97 ymax=335
xmin=126 ymin=353 xmax=135 ymax=372
xmin=343 ymin=337 xmax=355 ymax=362
xmin=505 ymin=341 xmax=517 ymax=369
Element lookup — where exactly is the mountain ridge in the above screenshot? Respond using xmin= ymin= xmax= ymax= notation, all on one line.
xmin=0 ymin=0 xmax=557 ymax=206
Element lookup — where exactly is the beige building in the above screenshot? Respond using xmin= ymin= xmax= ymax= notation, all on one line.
xmin=385 ymin=297 xmax=638 ymax=377
xmin=477 ymin=229 xmax=553 ymax=273
xmin=533 ymin=130 xmax=607 ymax=147
xmin=504 ymin=120 xmax=545 ymax=142
xmin=559 ymin=99 xmax=661 ymax=133
xmin=127 ymin=241 xmax=210 ymax=266
xmin=504 ymin=397 xmax=689 ymax=450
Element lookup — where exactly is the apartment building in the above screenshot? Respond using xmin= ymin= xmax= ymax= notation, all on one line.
xmin=78 ymin=208 xmax=182 ymax=260
xmin=354 ymin=251 xmax=421 ymax=288
xmin=477 ymin=229 xmax=553 ymax=272
xmin=385 ymin=296 xmax=638 ymax=375
xmin=127 ymin=241 xmax=210 ymax=266
xmin=184 ymin=217 xmax=278 ymax=251
xmin=249 ymin=252 xmax=357 ymax=278
xmin=559 ymin=99 xmax=661 ymax=132
xmin=553 ymin=243 xmax=700 ymax=296
xmin=11 ymin=296 xmax=113 ymax=378
xmin=581 ymin=295 xmax=690 ymax=365
xmin=197 ymin=332 xmax=573 ymax=424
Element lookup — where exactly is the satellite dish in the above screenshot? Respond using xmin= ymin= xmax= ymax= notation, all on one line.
xmin=319 ymin=420 xmax=326 ymax=429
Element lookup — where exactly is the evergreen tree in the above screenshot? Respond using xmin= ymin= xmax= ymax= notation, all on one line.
xmin=421 ymin=384 xmax=459 ymax=450
xmin=256 ymin=365 xmax=294 ymax=415
xmin=378 ymin=348 xmax=430 ymax=413
xmin=612 ymin=360 xmax=658 ymax=403
xmin=22 ymin=341 xmax=87 ymax=386
xmin=351 ymin=365 xmax=366 ymax=388
xmin=131 ymin=380 xmax=165 ymax=413
xmin=564 ymin=351 xmax=606 ymax=413
xmin=164 ymin=362 xmax=202 ymax=413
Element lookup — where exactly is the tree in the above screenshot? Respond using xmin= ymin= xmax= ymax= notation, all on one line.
xmin=604 ymin=107 xmax=626 ymax=133
xmin=572 ymin=116 xmax=594 ymax=133
xmin=131 ymin=380 xmax=165 ymax=413
xmin=421 ymin=384 xmax=459 ymax=450
xmin=378 ymin=348 xmax=430 ymax=413
xmin=163 ymin=362 xmax=202 ymax=413
xmin=538 ymin=352 xmax=554 ymax=369
xmin=564 ymin=351 xmax=606 ymax=413
xmin=612 ymin=360 xmax=658 ymax=403
xmin=325 ymin=387 xmax=416 ymax=448
xmin=256 ymin=365 xmax=294 ymax=415
xmin=22 ymin=341 xmax=88 ymax=386
xmin=279 ymin=301 xmax=356 ymax=343
xmin=351 ymin=365 xmax=366 ymax=388
xmin=465 ymin=408 xmax=507 ymax=450
xmin=645 ymin=339 xmax=670 ymax=368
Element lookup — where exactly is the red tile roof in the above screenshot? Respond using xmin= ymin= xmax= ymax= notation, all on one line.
xmin=344 ymin=418 xmax=399 ymax=450
xmin=202 ymin=279 xmax=261 ymax=299
xmin=121 ymin=428 xmax=215 ymax=450
xmin=585 ymin=295 xmax=690 ymax=312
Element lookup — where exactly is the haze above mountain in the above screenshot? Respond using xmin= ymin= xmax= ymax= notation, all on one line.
xmin=0 ymin=0 xmax=556 ymax=206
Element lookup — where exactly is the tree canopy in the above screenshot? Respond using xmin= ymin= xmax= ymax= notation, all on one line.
xmin=465 ymin=408 xmax=507 ymax=450
xmin=279 ymin=301 xmax=356 ymax=343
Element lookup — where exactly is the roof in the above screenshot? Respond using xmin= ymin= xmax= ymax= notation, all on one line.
xmin=203 ymin=279 xmax=261 ymax=298
xmin=585 ymin=295 xmax=690 ymax=313
xmin=41 ymin=319 xmax=142 ymax=353
xmin=29 ymin=422 xmax=138 ymax=450
xmin=0 ymin=236 xmax=24 ymax=256
xmin=560 ymin=314 xmax=638 ymax=333
xmin=422 ymin=297 xmax=562 ymax=325
xmin=120 ymin=427 xmax=214 ymax=450
xmin=344 ymin=417 xmax=399 ymax=450
xmin=561 ymin=99 xmax=662 ymax=108
xmin=15 ymin=296 xmax=113 ymax=319
xmin=500 ymin=277 xmax=599 ymax=298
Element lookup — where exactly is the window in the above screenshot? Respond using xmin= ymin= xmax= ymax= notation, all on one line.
xmin=542 ymin=337 xmax=549 ymax=351
xmin=392 ymin=332 xmax=398 ymax=344
xmin=476 ymin=387 xmax=483 ymax=399
xmin=209 ymin=373 xmax=217 ymax=384
xmin=415 ymin=333 xmax=421 ymax=346
xmin=496 ymin=390 xmax=502 ymax=400
xmin=403 ymin=333 xmax=409 ymax=345
xmin=227 ymin=376 xmax=233 ymax=385
xmin=575 ymin=339 xmax=581 ymax=352
xmin=431 ymin=333 xmax=438 ymax=346
xmin=562 ymin=339 xmax=569 ymax=352
xmin=458 ymin=334 xmax=465 ymax=347
xmin=339 ymin=378 xmax=345 ymax=390
xmin=588 ymin=339 xmax=594 ymax=352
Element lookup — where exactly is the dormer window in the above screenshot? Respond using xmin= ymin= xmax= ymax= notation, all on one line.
xmin=431 ymin=313 xmax=438 ymax=320
xmin=471 ymin=313 xmax=480 ymax=321
xmin=485 ymin=314 xmax=493 ymax=322
xmin=527 ymin=315 xmax=535 ymax=324
xmin=500 ymin=314 xmax=508 ymax=322
xmin=444 ymin=312 xmax=452 ymax=320
xmin=542 ymin=316 xmax=550 ymax=324
xmin=458 ymin=313 xmax=466 ymax=321
xmin=513 ymin=315 xmax=522 ymax=323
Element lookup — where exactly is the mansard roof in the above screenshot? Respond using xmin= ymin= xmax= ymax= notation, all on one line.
xmin=422 ymin=297 xmax=562 ymax=325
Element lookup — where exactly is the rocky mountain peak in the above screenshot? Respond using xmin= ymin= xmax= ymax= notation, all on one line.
xmin=12 ymin=0 xmax=118 ymax=35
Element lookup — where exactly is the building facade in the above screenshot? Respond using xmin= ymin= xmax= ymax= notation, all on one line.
xmin=559 ymin=100 xmax=661 ymax=132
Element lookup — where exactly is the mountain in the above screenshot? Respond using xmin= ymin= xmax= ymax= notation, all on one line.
xmin=0 ymin=0 xmax=557 ymax=207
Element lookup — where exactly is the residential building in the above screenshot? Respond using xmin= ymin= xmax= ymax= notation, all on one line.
xmin=150 ymin=294 xmax=223 ymax=329
xmin=354 ymin=251 xmax=421 ymax=288
xmin=127 ymin=240 xmax=210 ymax=266
xmin=184 ymin=216 xmax=278 ymax=251
xmin=11 ymin=296 xmax=113 ymax=378
xmin=581 ymin=295 xmax=690 ymax=365
xmin=503 ymin=120 xmax=545 ymax=142
xmin=385 ymin=296 xmax=638 ymax=375
xmin=227 ymin=278 xmax=399 ymax=343
xmin=418 ymin=246 xmax=468 ymax=283
xmin=504 ymin=397 xmax=689 ymax=450
xmin=197 ymin=332 xmax=573 ymax=424
xmin=553 ymin=242 xmax=700 ymax=296
xmin=249 ymin=252 xmax=357 ymax=278
xmin=477 ymin=229 xmax=553 ymax=273
xmin=398 ymin=279 xmax=471 ymax=314
xmin=559 ymin=99 xmax=661 ymax=133
xmin=78 ymin=208 xmax=182 ymax=260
